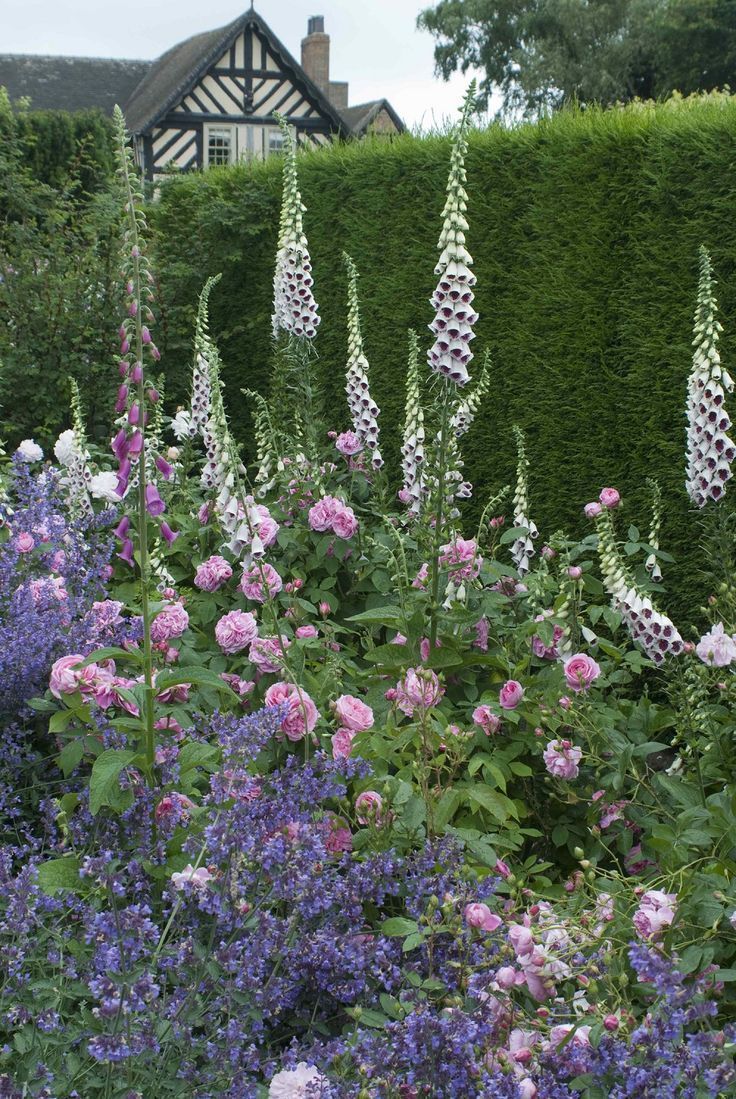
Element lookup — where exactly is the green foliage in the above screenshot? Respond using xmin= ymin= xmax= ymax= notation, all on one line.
xmin=416 ymin=0 xmax=736 ymax=118
xmin=150 ymin=95 xmax=736 ymax=621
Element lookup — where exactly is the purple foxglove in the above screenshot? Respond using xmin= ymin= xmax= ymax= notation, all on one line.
xmin=145 ymin=483 xmax=165 ymax=517
xmin=114 ymin=516 xmax=130 ymax=539
xmin=118 ymin=538 xmax=135 ymax=566
xmin=686 ymin=246 xmax=735 ymax=507
xmin=115 ymin=385 xmax=129 ymax=413
xmin=112 ymin=428 xmax=129 ymax=462
xmin=428 ymin=86 xmax=478 ymax=387
xmin=160 ymin=521 xmax=178 ymax=545
xmin=127 ymin=430 xmax=144 ymax=457
xmin=271 ymin=118 xmax=320 ymax=340
xmin=343 ymin=252 xmax=382 ymax=468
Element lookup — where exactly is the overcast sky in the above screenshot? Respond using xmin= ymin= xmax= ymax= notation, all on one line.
xmin=2 ymin=0 xmax=482 ymax=130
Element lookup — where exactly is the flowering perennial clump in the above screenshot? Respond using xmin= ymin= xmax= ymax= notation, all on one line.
xmin=427 ymin=84 xmax=478 ymax=386
xmin=343 ymin=252 xmax=382 ymax=468
xmin=686 ymin=245 xmax=735 ymax=506
xmin=271 ymin=116 xmax=320 ymax=340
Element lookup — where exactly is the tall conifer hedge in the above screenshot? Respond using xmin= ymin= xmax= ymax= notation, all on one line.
xmin=151 ymin=96 xmax=736 ymax=616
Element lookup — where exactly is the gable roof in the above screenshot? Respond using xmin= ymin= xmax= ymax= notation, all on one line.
xmin=341 ymin=98 xmax=406 ymax=136
xmin=0 ymin=54 xmax=150 ymax=114
xmin=124 ymin=9 xmax=349 ymax=136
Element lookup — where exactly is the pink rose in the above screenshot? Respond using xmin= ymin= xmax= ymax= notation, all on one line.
xmin=150 ymin=602 xmax=189 ymax=643
xmin=49 ymin=654 xmax=86 ymax=697
xmin=599 ymin=487 xmax=621 ymax=509
xmin=508 ymin=924 xmax=535 ymax=957
xmin=308 ymin=496 xmax=343 ymax=532
xmin=194 ymin=555 xmax=232 ymax=592
xmin=584 ymin=501 xmax=602 ymax=519
xmin=14 ymin=532 xmax=35 ymax=553
xmin=170 ymin=865 xmax=214 ymax=891
xmin=632 ymin=889 xmax=677 ymax=940
xmin=248 ymin=634 xmax=290 ymax=674
xmin=563 ymin=652 xmax=601 ymax=693
xmin=568 ymin=565 xmax=582 ymax=580
xmin=264 ymin=681 xmax=319 ymax=741
xmin=335 ymin=430 xmax=363 ymax=456
xmin=548 ymin=1025 xmax=591 ymax=1049
xmin=215 ymin=610 xmax=258 ymax=654
xmin=499 ymin=680 xmax=524 ymax=710
xmin=396 ymin=667 xmax=444 ymax=716
xmin=695 ymin=622 xmax=736 ymax=667
xmin=495 ymin=966 xmax=518 ymax=990
xmin=439 ymin=537 xmax=482 ymax=581
xmin=253 ymin=503 xmax=279 ymax=548
xmin=464 ymin=902 xmax=502 ymax=932
xmin=332 ymin=505 xmax=359 ymax=540
xmin=472 ymin=704 xmax=501 ymax=735
xmin=355 ymin=790 xmax=383 ymax=825
xmin=332 ymin=727 xmax=357 ymax=759
xmin=220 ymin=673 xmax=255 ymax=699
xmin=334 ymin=694 xmax=374 ymax=731
xmin=543 ymin=738 xmax=583 ymax=780
xmin=240 ymin=562 xmax=282 ymax=603
xmin=295 ymin=625 xmax=319 ymax=640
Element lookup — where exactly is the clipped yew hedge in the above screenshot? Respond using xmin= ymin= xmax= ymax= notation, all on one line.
xmin=151 ymin=97 xmax=736 ymax=617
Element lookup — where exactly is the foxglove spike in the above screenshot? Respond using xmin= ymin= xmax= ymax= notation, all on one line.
xmin=343 ymin=252 xmax=382 ymax=468
xmin=271 ymin=117 xmax=320 ymax=340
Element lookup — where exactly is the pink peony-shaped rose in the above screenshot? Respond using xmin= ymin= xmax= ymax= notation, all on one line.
xmin=568 ymin=565 xmax=582 ymax=580
xmin=332 ymin=727 xmax=357 ymax=759
xmin=249 ymin=634 xmax=291 ymax=674
xmin=150 ymin=602 xmax=189 ymax=643
xmin=215 ymin=610 xmax=258 ymax=654
xmin=584 ymin=501 xmax=602 ymax=519
xmin=334 ymin=694 xmax=374 ymax=731
xmin=508 ymin=924 xmax=535 ymax=958
xmin=14 ymin=532 xmax=35 ymax=553
xmin=253 ymin=504 xmax=279 ymax=549
xmin=543 ymin=738 xmax=583 ymax=779
xmin=464 ymin=902 xmax=502 ymax=932
xmin=265 ymin=681 xmax=319 ymax=741
xmin=308 ymin=496 xmax=343 ymax=532
xmin=563 ymin=652 xmax=601 ymax=693
xmin=295 ymin=624 xmax=319 ymax=640
xmin=472 ymin=704 xmax=501 ymax=735
xmin=241 ymin=562 xmax=283 ymax=603
xmin=335 ymin=430 xmax=363 ymax=456
xmin=194 ymin=555 xmax=233 ymax=592
xmin=49 ymin=653 xmax=86 ymax=697
xmin=632 ymin=889 xmax=677 ymax=940
xmin=599 ymin=487 xmax=621 ymax=509
xmin=396 ymin=667 xmax=444 ymax=716
xmin=268 ymin=1063 xmax=327 ymax=1099
xmin=170 ymin=865 xmax=214 ymax=891
xmin=332 ymin=505 xmax=359 ymax=540
xmin=499 ymin=680 xmax=524 ymax=710
xmin=354 ymin=790 xmax=383 ymax=825
xmin=695 ymin=622 xmax=736 ymax=667
xmin=439 ymin=537 xmax=483 ymax=581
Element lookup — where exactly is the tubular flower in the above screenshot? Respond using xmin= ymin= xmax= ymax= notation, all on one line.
xmin=245 ymin=388 xmax=279 ymax=497
xmin=271 ymin=117 xmax=319 ymax=340
xmin=591 ymin=501 xmax=683 ymax=665
xmin=55 ymin=382 xmax=93 ymax=516
xmin=400 ymin=330 xmax=425 ymax=513
xmin=645 ymin=477 xmax=663 ymax=582
xmin=427 ymin=84 xmax=478 ymax=386
xmin=511 ymin=427 xmax=538 ymax=576
xmin=343 ymin=252 xmax=383 ymax=469
xmin=450 ymin=350 xmax=490 ymax=437
xmin=190 ymin=273 xmax=222 ymax=436
xmin=686 ymin=246 xmax=735 ymax=506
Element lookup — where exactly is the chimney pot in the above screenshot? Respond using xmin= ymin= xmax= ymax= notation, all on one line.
xmin=302 ymin=16 xmax=330 ymax=93
xmin=308 ymin=15 xmax=325 ymax=35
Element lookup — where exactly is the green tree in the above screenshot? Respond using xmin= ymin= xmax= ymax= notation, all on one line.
xmin=417 ymin=0 xmax=736 ymax=118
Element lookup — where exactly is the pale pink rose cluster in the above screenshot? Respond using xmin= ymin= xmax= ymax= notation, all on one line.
xmin=307 ymin=495 xmax=359 ymax=540
xmin=543 ymin=739 xmax=583 ymax=780
xmin=464 ymin=902 xmax=502 ymax=932
xmin=472 ymin=704 xmax=501 ymax=735
xmin=170 ymin=864 xmax=214 ymax=891
xmin=264 ymin=681 xmax=319 ymax=741
xmin=240 ymin=562 xmax=283 ymax=603
xmin=194 ymin=555 xmax=233 ymax=592
xmin=396 ymin=667 xmax=444 ymax=716
xmin=531 ymin=616 xmax=564 ymax=660
xmin=331 ymin=695 xmax=374 ymax=759
xmin=268 ymin=1062 xmax=326 ymax=1099
xmin=562 ymin=652 xmax=601 ymax=693
xmin=215 ymin=610 xmax=258 ymax=654
xmin=150 ymin=602 xmax=189 ymax=644
xmin=632 ymin=889 xmax=677 ymax=939
xmin=249 ymin=635 xmax=291 ymax=674
xmin=438 ymin=537 xmax=482 ymax=581
xmin=695 ymin=621 xmax=736 ymax=666
xmin=499 ymin=680 xmax=524 ymax=710
xmin=335 ymin=430 xmax=363 ymax=457
xmin=584 ymin=487 xmax=620 ymax=518
xmin=506 ymin=906 xmax=573 ymax=1002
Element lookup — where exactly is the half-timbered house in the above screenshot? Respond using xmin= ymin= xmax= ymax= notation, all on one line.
xmin=0 ymin=7 xmax=404 ymax=180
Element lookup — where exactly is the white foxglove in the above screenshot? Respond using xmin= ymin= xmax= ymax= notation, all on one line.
xmin=400 ymin=330 xmax=425 ymax=512
xmin=271 ymin=118 xmax=319 ymax=341
xmin=344 ymin=252 xmax=382 ymax=468
xmin=511 ymin=427 xmax=538 ymax=575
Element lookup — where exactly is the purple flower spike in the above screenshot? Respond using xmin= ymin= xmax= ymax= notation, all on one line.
xmin=160 ymin=521 xmax=178 ymax=545
xmin=129 ymin=403 xmax=140 ymax=426
xmin=118 ymin=538 xmax=135 ymax=566
xmin=114 ymin=516 xmax=130 ymax=539
xmin=131 ymin=362 xmax=143 ymax=383
xmin=141 ymin=326 xmax=152 ymax=344
xmin=112 ymin=429 xmax=129 ymax=462
xmin=128 ymin=430 xmax=144 ymax=457
xmin=115 ymin=385 xmax=129 ymax=413
xmin=118 ymin=458 xmax=131 ymax=482
xmin=145 ymin=483 xmax=166 ymax=517
xmin=155 ymin=455 xmax=173 ymax=480
xmin=116 ymin=475 xmax=129 ymax=498
xmin=148 ymin=387 xmax=160 ymax=404
xmin=150 ymin=345 xmax=161 ymax=362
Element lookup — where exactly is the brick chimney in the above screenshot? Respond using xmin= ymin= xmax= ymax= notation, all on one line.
xmin=301 ymin=15 xmax=330 ymax=95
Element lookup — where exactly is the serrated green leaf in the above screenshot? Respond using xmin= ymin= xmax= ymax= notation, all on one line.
xmin=89 ymin=749 xmax=138 ymax=815
xmin=382 ymin=917 xmax=419 ymax=937
xmin=58 ymin=739 xmax=84 ymax=777
xmin=37 ymin=856 xmax=84 ymax=894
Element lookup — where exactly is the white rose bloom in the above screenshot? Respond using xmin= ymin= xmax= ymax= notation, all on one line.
xmin=268 ymin=1063 xmax=326 ymax=1098
xmin=90 ymin=471 xmax=121 ymax=502
xmin=171 ymin=410 xmax=193 ymax=440
xmin=16 ymin=439 xmax=43 ymax=462
xmin=54 ymin=429 xmax=79 ymax=467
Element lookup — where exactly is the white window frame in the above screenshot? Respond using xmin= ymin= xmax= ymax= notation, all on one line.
xmin=265 ymin=126 xmax=286 ymax=158
xmin=205 ymin=124 xmax=234 ymax=168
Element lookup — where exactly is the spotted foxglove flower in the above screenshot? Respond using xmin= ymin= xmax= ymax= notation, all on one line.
xmin=645 ymin=477 xmax=663 ymax=582
xmin=511 ymin=427 xmax=538 ymax=575
xmin=245 ymin=388 xmax=279 ymax=496
xmin=592 ymin=500 xmax=683 ymax=665
xmin=428 ymin=85 xmax=478 ymax=386
xmin=271 ymin=118 xmax=319 ymax=341
xmin=400 ymin=330 xmax=425 ymax=513
xmin=343 ymin=252 xmax=382 ymax=469
xmin=686 ymin=246 xmax=735 ymax=506
xmin=189 ymin=273 xmax=221 ymax=436
xmin=450 ymin=351 xmax=490 ymax=437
